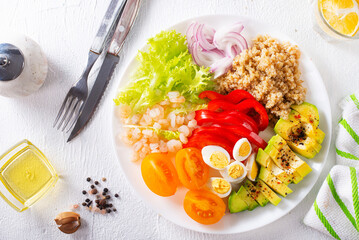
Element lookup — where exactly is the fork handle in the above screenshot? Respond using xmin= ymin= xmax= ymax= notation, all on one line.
xmin=74 ymin=51 xmax=99 ymax=89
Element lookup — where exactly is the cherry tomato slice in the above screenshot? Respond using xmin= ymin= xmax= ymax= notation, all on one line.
xmin=141 ymin=153 xmax=179 ymax=197
xmin=175 ymin=148 xmax=209 ymax=190
xmin=183 ymin=189 xmax=226 ymax=225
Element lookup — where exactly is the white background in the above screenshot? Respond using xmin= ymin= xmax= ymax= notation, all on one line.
xmin=0 ymin=0 xmax=358 ymax=239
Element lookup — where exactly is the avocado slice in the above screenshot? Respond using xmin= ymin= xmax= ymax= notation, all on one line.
xmin=258 ymin=167 xmax=293 ymax=197
xmin=280 ymin=109 xmax=325 ymax=145
xmin=256 ymin=148 xmax=294 ymax=185
xmin=228 ymin=191 xmax=248 ymax=213
xmin=244 ymin=179 xmax=269 ymax=207
xmin=288 ymin=110 xmax=326 ymax=144
xmin=266 ymin=135 xmax=312 ymax=178
xmin=291 ymin=102 xmax=319 ymax=127
xmin=274 ymin=114 xmax=322 ymax=158
xmin=236 ymin=186 xmax=259 ymax=211
xmin=255 ymin=180 xmax=281 ymax=206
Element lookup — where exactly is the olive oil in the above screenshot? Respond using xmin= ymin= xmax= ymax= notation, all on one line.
xmin=2 ymin=150 xmax=53 ymax=201
xmin=0 ymin=140 xmax=57 ymax=211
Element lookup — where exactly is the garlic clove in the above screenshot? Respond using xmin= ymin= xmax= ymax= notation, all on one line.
xmin=55 ymin=216 xmax=79 ymax=226
xmin=58 ymin=220 xmax=81 ymax=234
xmin=54 ymin=212 xmax=81 ymax=234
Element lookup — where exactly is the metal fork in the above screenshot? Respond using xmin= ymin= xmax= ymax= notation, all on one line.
xmin=53 ymin=52 xmax=98 ymax=131
xmin=53 ymin=0 xmax=127 ymax=132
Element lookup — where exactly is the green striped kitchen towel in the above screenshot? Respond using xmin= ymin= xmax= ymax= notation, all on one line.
xmin=304 ymin=92 xmax=359 ymax=239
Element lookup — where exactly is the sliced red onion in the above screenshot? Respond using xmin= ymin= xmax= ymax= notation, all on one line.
xmin=186 ymin=21 xmax=248 ymax=78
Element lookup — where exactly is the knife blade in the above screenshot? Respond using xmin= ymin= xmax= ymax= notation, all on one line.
xmin=68 ymin=0 xmax=142 ymax=142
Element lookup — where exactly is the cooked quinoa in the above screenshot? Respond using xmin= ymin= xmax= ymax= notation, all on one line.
xmin=216 ymin=35 xmax=306 ymax=123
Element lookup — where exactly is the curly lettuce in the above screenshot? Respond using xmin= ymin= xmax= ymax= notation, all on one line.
xmin=114 ymin=30 xmax=214 ymax=114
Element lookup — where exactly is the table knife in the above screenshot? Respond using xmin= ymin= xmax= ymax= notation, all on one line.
xmin=68 ymin=0 xmax=142 ymax=142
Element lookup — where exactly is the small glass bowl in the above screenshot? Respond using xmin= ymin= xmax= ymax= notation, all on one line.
xmin=0 ymin=140 xmax=58 ymax=212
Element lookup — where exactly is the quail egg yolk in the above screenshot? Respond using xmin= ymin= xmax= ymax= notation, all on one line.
xmin=212 ymin=178 xmax=231 ymax=194
xmin=210 ymin=151 xmax=228 ymax=169
xmin=249 ymin=162 xmax=259 ymax=180
xmin=228 ymin=164 xmax=244 ymax=179
xmin=238 ymin=142 xmax=251 ymax=157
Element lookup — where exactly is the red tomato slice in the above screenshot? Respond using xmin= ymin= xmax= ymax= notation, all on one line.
xmin=141 ymin=153 xmax=179 ymax=197
xmin=175 ymin=148 xmax=209 ymax=190
xmin=183 ymin=189 xmax=226 ymax=225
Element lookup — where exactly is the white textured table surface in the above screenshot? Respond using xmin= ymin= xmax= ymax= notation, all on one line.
xmin=1 ymin=0 xmax=359 ymax=239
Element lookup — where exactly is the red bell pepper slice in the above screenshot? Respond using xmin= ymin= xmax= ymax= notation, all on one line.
xmin=223 ymin=111 xmax=259 ymax=133
xmin=235 ymin=99 xmax=269 ymax=131
xmin=207 ymin=99 xmax=269 ymax=131
xmin=184 ymin=132 xmax=233 ymax=154
xmin=195 ymin=110 xmax=259 ymax=133
xmin=226 ymin=90 xmax=255 ymax=103
xmin=214 ymin=124 xmax=267 ymax=149
xmin=192 ymin=126 xmax=240 ymax=144
xmin=199 ymin=90 xmax=255 ymax=104
xmin=199 ymin=91 xmax=224 ymax=101
xmin=207 ymin=99 xmax=237 ymax=112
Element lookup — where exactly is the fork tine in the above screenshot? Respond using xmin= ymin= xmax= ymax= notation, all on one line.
xmin=62 ymin=99 xmax=83 ymax=132
xmin=53 ymin=94 xmax=71 ymax=128
xmin=66 ymin=100 xmax=84 ymax=133
xmin=57 ymin=97 xmax=76 ymax=130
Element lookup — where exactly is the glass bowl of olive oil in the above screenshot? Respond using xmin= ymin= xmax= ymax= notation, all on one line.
xmin=0 ymin=140 xmax=58 ymax=212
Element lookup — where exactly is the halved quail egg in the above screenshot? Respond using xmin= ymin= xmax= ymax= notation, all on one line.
xmin=246 ymin=153 xmax=259 ymax=181
xmin=233 ymin=138 xmax=252 ymax=162
xmin=206 ymin=177 xmax=232 ymax=198
xmin=220 ymin=161 xmax=247 ymax=183
xmin=202 ymin=146 xmax=230 ymax=170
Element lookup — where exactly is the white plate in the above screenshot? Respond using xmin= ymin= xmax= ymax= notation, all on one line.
xmin=111 ymin=15 xmax=332 ymax=234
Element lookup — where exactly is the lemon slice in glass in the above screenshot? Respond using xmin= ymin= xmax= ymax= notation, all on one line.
xmin=319 ymin=0 xmax=359 ymax=37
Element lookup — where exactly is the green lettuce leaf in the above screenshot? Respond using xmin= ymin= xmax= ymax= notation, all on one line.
xmin=114 ymin=30 xmax=214 ymax=114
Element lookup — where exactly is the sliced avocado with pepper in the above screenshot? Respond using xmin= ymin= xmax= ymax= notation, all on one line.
xmin=276 ymin=109 xmax=325 ymax=146
xmin=236 ymin=186 xmax=259 ymax=211
xmin=288 ymin=110 xmax=326 ymax=145
xmin=256 ymin=148 xmax=294 ymax=185
xmin=266 ymin=135 xmax=312 ymax=178
xmin=258 ymin=167 xmax=293 ymax=197
xmin=228 ymin=191 xmax=248 ymax=213
xmin=291 ymin=102 xmax=320 ymax=127
xmin=254 ymin=180 xmax=281 ymax=206
xmin=244 ymin=179 xmax=269 ymax=207
xmin=274 ymin=113 xmax=322 ymax=159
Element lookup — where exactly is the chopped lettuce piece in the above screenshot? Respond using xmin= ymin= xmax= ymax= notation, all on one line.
xmin=114 ymin=30 xmax=214 ymax=114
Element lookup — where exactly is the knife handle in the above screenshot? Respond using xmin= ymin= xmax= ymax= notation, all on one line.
xmin=90 ymin=0 xmax=127 ymax=54
xmin=108 ymin=0 xmax=141 ymax=55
